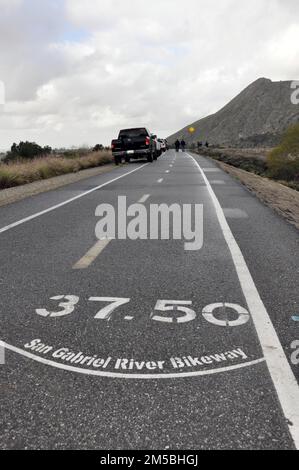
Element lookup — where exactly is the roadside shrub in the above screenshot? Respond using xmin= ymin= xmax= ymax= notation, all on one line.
xmin=199 ymin=148 xmax=267 ymax=175
xmin=0 ymin=151 xmax=112 ymax=190
xmin=4 ymin=141 xmax=52 ymax=162
xmin=93 ymin=144 xmax=104 ymax=152
xmin=267 ymin=124 xmax=299 ymax=180
xmin=62 ymin=148 xmax=91 ymax=159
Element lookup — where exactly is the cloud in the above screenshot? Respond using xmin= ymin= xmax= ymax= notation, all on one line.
xmin=0 ymin=0 xmax=298 ymax=149
xmin=0 ymin=0 xmax=70 ymax=102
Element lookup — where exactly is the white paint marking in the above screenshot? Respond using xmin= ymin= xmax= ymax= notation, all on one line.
xmin=157 ymin=178 xmax=164 ymax=183
xmin=165 ymin=170 xmax=170 ymax=174
xmin=170 ymin=165 xmax=173 ymax=168
xmin=0 ymin=164 xmax=149 ymax=235
xmin=151 ymin=300 xmax=196 ymax=324
xmin=0 ymin=344 xmax=5 ymax=365
xmin=0 ymin=341 xmax=265 ymax=379
xmin=210 ymin=180 xmax=226 ymax=185
xmin=73 ymin=239 xmax=111 ymax=269
xmin=203 ymin=168 xmax=221 ymax=172
xmin=223 ymin=208 xmax=248 ymax=219
xmin=138 ymin=194 xmax=150 ymax=203
xmin=89 ymin=297 xmax=131 ymax=320
xmin=187 ymin=153 xmax=299 ymax=448
xmin=36 ymin=295 xmax=80 ymax=317
xmin=202 ymin=303 xmax=250 ymax=327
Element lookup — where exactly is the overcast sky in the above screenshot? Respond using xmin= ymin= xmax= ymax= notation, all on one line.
xmin=0 ymin=0 xmax=298 ymax=150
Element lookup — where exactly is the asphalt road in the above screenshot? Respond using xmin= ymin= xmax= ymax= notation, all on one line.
xmin=0 ymin=150 xmax=298 ymax=450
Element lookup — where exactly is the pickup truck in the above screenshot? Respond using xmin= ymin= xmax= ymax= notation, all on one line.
xmin=111 ymin=128 xmax=158 ymax=165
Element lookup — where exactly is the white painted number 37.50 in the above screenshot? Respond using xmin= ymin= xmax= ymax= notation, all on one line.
xmin=36 ymin=296 xmax=250 ymax=327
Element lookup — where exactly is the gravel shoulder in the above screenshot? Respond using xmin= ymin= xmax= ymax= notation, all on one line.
xmin=0 ymin=164 xmax=115 ymax=208
xmin=216 ymin=161 xmax=299 ymax=230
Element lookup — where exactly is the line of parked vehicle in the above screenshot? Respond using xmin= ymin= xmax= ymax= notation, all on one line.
xmin=111 ymin=128 xmax=168 ymax=165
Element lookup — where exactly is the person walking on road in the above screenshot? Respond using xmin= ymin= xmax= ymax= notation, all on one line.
xmin=181 ymin=139 xmax=186 ymax=152
xmin=175 ymin=139 xmax=180 ymax=152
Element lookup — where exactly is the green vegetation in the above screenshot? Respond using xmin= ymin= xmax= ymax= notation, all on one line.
xmin=93 ymin=144 xmax=104 ymax=152
xmin=0 ymin=151 xmax=112 ymax=190
xmin=267 ymin=124 xmax=299 ymax=181
xmin=4 ymin=141 xmax=52 ymax=162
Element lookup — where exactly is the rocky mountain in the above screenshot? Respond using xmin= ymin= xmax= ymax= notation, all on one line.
xmin=167 ymin=78 xmax=299 ymax=147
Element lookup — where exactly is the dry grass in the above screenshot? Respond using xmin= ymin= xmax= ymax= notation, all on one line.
xmin=214 ymin=147 xmax=272 ymax=161
xmin=198 ymin=147 xmax=268 ymax=176
xmin=197 ymin=146 xmax=299 ymax=191
xmin=0 ymin=151 xmax=113 ymax=189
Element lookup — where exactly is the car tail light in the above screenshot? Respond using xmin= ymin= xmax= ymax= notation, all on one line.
xmin=111 ymin=143 xmax=115 ymax=149
xmin=145 ymin=137 xmax=150 ymax=146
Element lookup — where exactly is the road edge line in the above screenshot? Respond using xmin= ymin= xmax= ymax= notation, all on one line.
xmin=188 ymin=152 xmax=299 ymax=449
xmin=0 ymin=163 xmax=149 ymax=235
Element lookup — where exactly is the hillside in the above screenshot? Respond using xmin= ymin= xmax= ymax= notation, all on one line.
xmin=168 ymin=78 xmax=299 ymax=147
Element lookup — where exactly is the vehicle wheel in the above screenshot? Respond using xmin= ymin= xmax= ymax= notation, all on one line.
xmin=114 ymin=156 xmax=120 ymax=165
xmin=147 ymin=153 xmax=153 ymax=162
xmin=125 ymin=156 xmax=131 ymax=163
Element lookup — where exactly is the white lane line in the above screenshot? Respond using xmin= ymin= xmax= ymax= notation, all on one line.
xmin=0 ymin=341 xmax=265 ymax=379
xmin=73 ymin=239 xmax=111 ymax=270
xmin=188 ymin=152 xmax=299 ymax=449
xmin=170 ymin=165 xmax=173 ymax=168
xmin=157 ymin=178 xmax=164 ymax=183
xmin=138 ymin=194 xmax=150 ymax=203
xmin=0 ymin=164 xmax=149 ymax=235
xmin=165 ymin=170 xmax=170 ymax=174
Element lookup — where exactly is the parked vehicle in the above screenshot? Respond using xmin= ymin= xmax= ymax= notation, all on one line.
xmin=158 ymin=139 xmax=167 ymax=153
xmin=111 ymin=128 xmax=157 ymax=165
xmin=151 ymin=135 xmax=162 ymax=157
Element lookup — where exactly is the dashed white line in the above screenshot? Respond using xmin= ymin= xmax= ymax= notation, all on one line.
xmin=74 ymin=193 xmax=151 ymax=268
xmin=0 ymin=163 xmax=149 ymax=235
xmin=138 ymin=194 xmax=150 ymax=203
xmin=165 ymin=170 xmax=170 ymax=174
xmin=187 ymin=152 xmax=299 ymax=449
xmin=157 ymin=178 xmax=164 ymax=183
xmin=73 ymin=239 xmax=111 ymax=270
